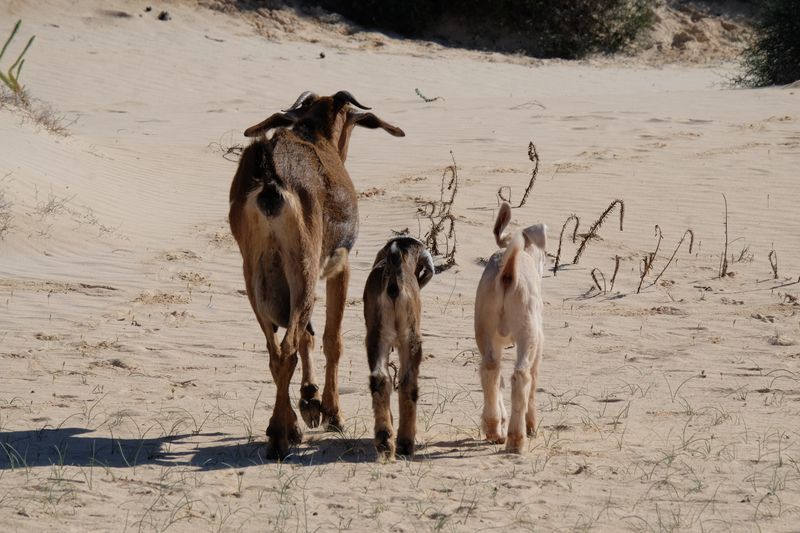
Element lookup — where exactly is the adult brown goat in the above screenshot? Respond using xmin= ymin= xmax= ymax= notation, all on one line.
xmin=229 ymin=91 xmax=404 ymax=458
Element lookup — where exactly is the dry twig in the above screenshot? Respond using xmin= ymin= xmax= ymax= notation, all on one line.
xmin=497 ymin=141 xmax=539 ymax=208
xmin=553 ymin=214 xmax=579 ymax=275
xmin=768 ymin=249 xmax=778 ymax=280
xmin=650 ymin=229 xmax=694 ymax=288
xmin=637 ymin=225 xmax=663 ymax=294
xmin=573 ymin=199 xmax=625 ymax=264
xmin=414 ymin=88 xmax=444 ymax=103
xmin=719 ymin=193 xmax=729 ymax=278
xmin=590 ymin=268 xmax=607 ymax=294
xmin=610 ymin=255 xmax=621 ymax=292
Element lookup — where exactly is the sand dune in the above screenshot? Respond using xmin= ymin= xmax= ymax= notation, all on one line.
xmin=1 ymin=1 xmax=799 ymax=531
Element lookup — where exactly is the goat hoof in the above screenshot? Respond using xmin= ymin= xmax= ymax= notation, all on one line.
xmin=374 ymin=430 xmax=395 ymax=462
xmin=323 ymin=413 xmax=343 ymax=432
xmin=485 ymin=431 xmax=506 ymax=445
xmin=266 ymin=424 xmax=296 ymax=461
xmin=505 ymin=433 xmax=525 ymax=454
xmin=396 ymin=437 xmax=415 ymax=457
xmin=299 ymin=398 xmax=322 ymax=428
xmin=482 ymin=417 xmax=506 ymax=443
xmin=266 ymin=438 xmax=290 ymax=461
xmin=266 ymin=415 xmax=303 ymax=459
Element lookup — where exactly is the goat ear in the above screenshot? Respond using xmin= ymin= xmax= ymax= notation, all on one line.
xmin=243 ymin=113 xmax=295 ymax=138
xmin=415 ymin=247 xmax=435 ymax=289
xmin=493 ymin=202 xmax=512 ymax=248
xmin=351 ymin=112 xmax=405 ymax=137
xmin=522 ymin=223 xmax=548 ymax=251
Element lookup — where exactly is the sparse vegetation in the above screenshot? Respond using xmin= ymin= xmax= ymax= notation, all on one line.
xmin=497 ymin=141 xmax=539 ymax=208
xmin=0 ymin=20 xmax=35 ymax=97
xmin=0 ymin=20 xmax=71 ymax=135
xmin=0 ymin=173 xmax=12 ymax=239
xmin=553 ymin=214 xmax=579 ymax=275
xmin=572 ymin=199 xmax=625 ymax=264
xmin=650 ymin=229 xmax=694 ymax=287
xmin=719 ymin=193 xmax=730 ymax=278
xmin=418 ymin=152 xmax=458 ymax=272
xmin=735 ymin=0 xmax=800 ymax=86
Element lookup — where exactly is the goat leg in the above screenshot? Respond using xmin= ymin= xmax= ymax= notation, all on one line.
xmin=270 ymin=243 xmax=317 ymax=449
xmin=396 ymin=332 xmax=422 ymax=457
xmin=526 ymin=345 xmax=543 ymax=437
xmin=298 ymin=329 xmax=322 ymax=428
xmin=507 ymin=338 xmax=536 ymax=454
xmin=368 ymin=331 xmax=394 ymax=462
xmin=266 ymin=349 xmax=301 ymax=460
xmin=321 ymin=258 xmax=349 ymax=431
xmin=479 ymin=336 xmax=507 ymax=445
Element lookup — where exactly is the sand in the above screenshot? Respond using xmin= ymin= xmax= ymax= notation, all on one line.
xmin=1 ymin=1 xmax=799 ymax=531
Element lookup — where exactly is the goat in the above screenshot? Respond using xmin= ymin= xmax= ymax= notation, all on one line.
xmin=474 ymin=202 xmax=547 ymax=453
xmin=229 ymin=91 xmax=404 ymax=458
xmin=363 ymin=236 xmax=435 ymax=460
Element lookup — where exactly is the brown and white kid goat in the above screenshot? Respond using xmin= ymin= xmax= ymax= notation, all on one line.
xmin=363 ymin=236 xmax=435 ymax=460
xmin=474 ymin=202 xmax=547 ymax=453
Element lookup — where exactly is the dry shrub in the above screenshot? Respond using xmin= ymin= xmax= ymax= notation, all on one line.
xmin=208 ymin=131 xmax=244 ymax=162
xmin=735 ymin=0 xmax=800 ymax=87
xmin=302 ymin=0 xmax=655 ymax=59
xmin=419 ymin=152 xmax=458 ymax=272
xmin=1 ymin=86 xmax=72 ymax=136
xmin=0 ymin=184 xmax=11 ymax=239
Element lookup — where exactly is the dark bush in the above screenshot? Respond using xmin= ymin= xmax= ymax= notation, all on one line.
xmin=302 ymin=0 xmax=655 ymax=59
xmin=309 ymin=0 xmax=440 ymax=35
xmin=736 ymin=0 xmax=800 ymax=86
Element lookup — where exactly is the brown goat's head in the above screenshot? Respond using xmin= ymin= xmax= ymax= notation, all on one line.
xmin=375 ymin=236 xmax=436 ymax=290
xmin=243 ymin=91 xmax=405 ymax=162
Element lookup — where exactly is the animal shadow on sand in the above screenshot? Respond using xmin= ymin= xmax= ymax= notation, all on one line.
xmin=0 ymin=427 xmax=228 ymax=470
xmin=0 ymin=428 xmax=489 ymax=470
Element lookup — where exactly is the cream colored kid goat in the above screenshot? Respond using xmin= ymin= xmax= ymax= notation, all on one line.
xmin=474 ymin=202 xmax=547 ymax=453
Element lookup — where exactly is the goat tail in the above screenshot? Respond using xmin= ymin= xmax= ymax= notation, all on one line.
xmin=385 ymin=240 xmax=403 ymax=300
xmin=256 ymin=177 xmax=285 ymax=217
xmin=494 ymin=202 xmax=513 ymax=248
xmin=499 ymin=233 xmax=524 ymax=289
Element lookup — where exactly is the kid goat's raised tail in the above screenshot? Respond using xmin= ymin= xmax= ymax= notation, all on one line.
xmin=499 ymin=233 xmax=524 ymax=289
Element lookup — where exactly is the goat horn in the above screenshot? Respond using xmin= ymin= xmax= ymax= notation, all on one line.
xmin=333 ymin=90 xmax=371 ymax=110
xmin=282 ymin=91 xmax=316 ymax=113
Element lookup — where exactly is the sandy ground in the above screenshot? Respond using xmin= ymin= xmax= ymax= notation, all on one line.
xmin=1 ymin=1 xmax=800 ymax=531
